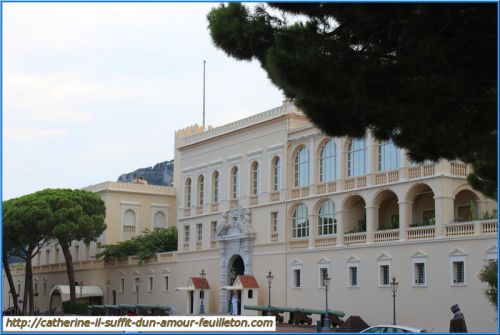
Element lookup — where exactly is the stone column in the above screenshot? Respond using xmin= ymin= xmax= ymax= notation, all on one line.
xmin=434 ymin=196 xmax=455 ymax=238
xmin=365 ymin=206 xmax=379 ymax=243
xmin=336 ymin=210 xmax=348 ymax=247
xmin=398 ymin=201 xmax=412 ymax=241
xmin=309 ymin=214 xmax=317 ymax=249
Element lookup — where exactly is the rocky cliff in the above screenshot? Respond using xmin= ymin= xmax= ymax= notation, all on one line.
xmin=117 ymin=160 xmax=174 ymax=186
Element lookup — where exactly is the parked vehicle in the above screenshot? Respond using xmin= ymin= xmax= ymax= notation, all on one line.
xmin=361 ymin=325 xmax=426 ymax=333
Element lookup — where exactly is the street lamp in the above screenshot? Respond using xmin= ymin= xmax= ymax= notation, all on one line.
xmin=135 ymin=278 xmax=141 ymax=304
xmin=200 ymin=269 xmax=206 ymax=314
xmin=322 ymin=272 xmax=332 ymax=330
xmin=79 ymin=281 xmax=84 ymax=299
xmin=106 ymin=280 xmax=111 ymax=305
xmin=390 ymin=276 xmax=399 ymax=325
xmin=266 ymin=271 xmax=274 ymax=316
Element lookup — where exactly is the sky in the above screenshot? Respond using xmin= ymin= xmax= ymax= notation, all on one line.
xmin=3 ymin=3 xmax=285 ymax=200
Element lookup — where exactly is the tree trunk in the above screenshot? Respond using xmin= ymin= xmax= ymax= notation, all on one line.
xmin=61 ymin=245 xmax=76 ymax=303
xmin=26 ymin=254 xmax=34 ymax=315
xmin=2 ymin=251 xmax=19 ymax=312
xmin=22 ymin=270 xmax=28 ymax=315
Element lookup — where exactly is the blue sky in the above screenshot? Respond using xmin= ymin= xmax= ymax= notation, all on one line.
xmin=3 ymin=3 xmax=285 ymax=199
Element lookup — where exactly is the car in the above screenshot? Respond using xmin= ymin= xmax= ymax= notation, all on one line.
xmin=361 ymin=325 xmax=427 ymax=333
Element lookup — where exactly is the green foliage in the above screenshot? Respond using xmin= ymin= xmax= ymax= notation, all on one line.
xmin=96 ymin=227 xmax=178 ymax=263
xmin=63 ymin=300 xmax=89 ymax=315
xmin=479 ymin=260 xmax=497 ymax=309
xmin=208 ymin=3 xmax=497 ymax=199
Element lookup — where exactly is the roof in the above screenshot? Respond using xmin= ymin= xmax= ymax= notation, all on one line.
xmin=237 ymin=275 xmax=259 ymax=289
xmin=191 ymin=277 xmax=210 ymax=289
xmin=49 ymin=285 xmax=103 ymax=302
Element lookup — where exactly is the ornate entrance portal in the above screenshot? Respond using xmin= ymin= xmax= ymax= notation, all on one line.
xmin=215 ymin=205 xmax=255 ymax=313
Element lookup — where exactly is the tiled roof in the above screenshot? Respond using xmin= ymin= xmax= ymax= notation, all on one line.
xmin=191 ymin=277 xmax=210 ymax=289
xmin=237 ymin=275 xmax=259 ymax=288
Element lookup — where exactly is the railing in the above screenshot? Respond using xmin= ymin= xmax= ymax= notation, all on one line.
xmin=450 ymin=162 xmax=467 ymax=177
xmin=344 ymin=176 xmax=366 ymax=190
xmin=344 ymin=232 xmax=367 ymax=245
xmin=407 ymin=226 xmax=435 ymax=240
xmin=210 ymin=240 xmax=217 ymax=248
xmin=123 ymin=225 xmax=135 ymax=233
xmin=316 ymin=181 xmax=336 ymax=194
xmin=423 ymin=164 xmax=434 ymax=177
xmin=409 ymin=164 xmax=435 ymax=180
xmin=289 ymin=239 xmax=308 ymax=249
xmin=315 ymin=235 xmax=336 ymax=247
xmin=290 ymin=187 xmax=310 ymax=199
xmin=196 ymin=206 xmax=203 ymax=215
xmin=230 ymin=200 xmax=238 ymax=209
xmin=445 ymin=222 xmax=475 ymax=237
xmin=374 ymin=229 xmax=399 ymax=242
xmin=211 ymin=203 xmax=219 ymax=212
xmin=183 ymin=242 xmax=189 ymax=250
xmin=481 ymin=220 xmax=497 ymax=235
xmin=196 ymin=241 xmax=202 ymax=250
xmin=249 ymin=195 xmax=258 ymax=206
xmin=158 ymin=252 xmax=174 ymax=261
xmin=184 ymin=208 xmax=191 ymax=217
xmin=357 ymin=176 xmax=367 ymax=188
xmin=270 ymin=191 xmax=280 ymax=202
xmin=270 ymin=232 xmax=279 ymax=241
xmin=375 ymin=170 xmax=399 ymax=185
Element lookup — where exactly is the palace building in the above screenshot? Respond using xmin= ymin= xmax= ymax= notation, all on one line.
xmin=3 ymin=101 xmax=498 ymax=332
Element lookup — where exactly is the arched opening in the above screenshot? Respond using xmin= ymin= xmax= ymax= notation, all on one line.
xmin=454 ymin=189 xmax=480 ymax=222
xmin=374 ymin=190 xmax=399 ymax=230
xmin=343 ymin=195 xmax=366 ymax=233
xmin=406 ymin=184 xmax=435 ymax=227
xmin=228 ymin=255 xmax=245 ymax=315
xmin=49 ymin=291 xmax=62 ymax=314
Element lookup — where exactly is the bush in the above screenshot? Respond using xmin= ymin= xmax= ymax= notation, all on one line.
xmin=63 ymin=300 xmax=88 ymax=315
xmin=479 ymin=259 xmax=497 ymax=310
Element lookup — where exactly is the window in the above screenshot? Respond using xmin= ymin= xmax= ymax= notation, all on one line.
xmin=184 ymin=226 xmax=190 ymax=243
xmin=250 ymin=161 xmax=259 ymax=195
xmin=197 ymin=223 xmax=203 ymax=242
xmin=185 ymin=178 xmax=192 ymax=207
xmin=74 ymin=245 xmax=80 ymax=262
xmin=211 ymin=221 xmax=217 ymax=239
xmin=197 ymin=175 xmax=204 ymax=206
xmin=348 ymin=138 xmax=366 ymax=177
xmin=378 ymin=262 xmax=391 ymax=287
xmin=119 ymin=278 xmax=125 ymax=293
xmin=43 ymin=282 xmax=47 ymax=296
xmin=414 ymin=262 xmax=426 ymax=286
xmin=212 ymin=171 xmax=219 ymax=203
xmin=230 ymin=166 xmax=239 ymax=199
xmin=163 ymin=275 xmax=169 ymax=291
xmin=451 ymin=256 xmax=466 ymax=285
xmin=148 ymin=276 xmax=154 ymax=292
xmin=318 ymin=200 xmax=336 ymax=235
xmin=293 ymin=269 xmax=301 ymax=288
xmin=132 ymin=277 xmax=140 ymax=293
xmin=348 ymin=266 xmax=359 ymax=287
xmin=319 ymin=268 xmax=329 ymax=287
xmin=248 ymin=289 xmax=253 ymax=299
xmin=292 ymin=204 xmax=309 ymax=238
xmin=320 ymin=140 xmax=336 ymax=182
xmin=271 ymin=212 xmax=278 ymax=233
xmin=378 ymin=140 xmax=400 ymax=171
xmin=55 ymin=248 xmax=59 ymax=264
xmin=46 ymin=249 xmax=51 ymax=264
xmin=294 ymin=146 xmax=310 ymax=187
xmin=123 ymin=209 xmax=136 ymax=226
xmin=153 ymin=212 xmax=166 ymax=229
xmin=272 ymin=156 xmax=281 ymax=191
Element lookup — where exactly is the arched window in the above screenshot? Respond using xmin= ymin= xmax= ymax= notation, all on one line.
xmin=185 ymin=178 xmax=192 ymax=207
xmin=294 ymin=147 xmax=310 ymax=187
xmin=230 ymin=166 xmax=239 ymax=200
xmin=123 ymin=209 xmax=136 ymax=226
xmin=320 ymin=140 xmax=336 ymax=182
xmin=348 ymin=138 xmax=366 ymax=177
xmin=212 ymin=171 xmax=219 ymax=203
xmin=271 ymin=156 xmax=281 ymax=191
xmin=318 ymin=200 xmax=336 ymax=235
xmin=250 ymin=161 xmax=259 ymax=195
xmin=292 ymin=204 xmax=309 ymax=238
xmin=153 ymin=212 xmax=166 ymax=229
xmin=197 ymin=175 xmax=204 ymax=206
xmin=378 ymin=140 xmax=400 ymax=171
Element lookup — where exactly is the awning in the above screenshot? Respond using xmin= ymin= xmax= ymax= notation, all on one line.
xmin=49 ymin=285 xmax=103 ymax=302
xmin=220 ymin=286 xmax=242 ymax=291
xmin=174 ymin=287 xmax=195 ymax=291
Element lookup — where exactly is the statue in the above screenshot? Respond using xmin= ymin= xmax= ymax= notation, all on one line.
xmin=449 ymin=304 xmax=467 ymax=332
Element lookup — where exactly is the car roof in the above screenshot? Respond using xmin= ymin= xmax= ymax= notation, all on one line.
xmin=368 ymin=325 xmax=424 ymax=331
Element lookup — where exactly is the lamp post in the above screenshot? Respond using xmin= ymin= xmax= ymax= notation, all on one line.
xmin=322 ymin=272 xmax=332 ymax=331
xmin=200 ymin=269 xmax=206 ymax=314
xmin=79 ymin=281 xmax=84 ymax=299
xmin=390 ymin=276 xmax=399 ymax=325
xmin=135 ymin=278 xmax=141 ymax=304
xmin=106 ymin=280 xmax=111 ymax=305
xmin=34 ymin=278 xmax=39 ymax=313
xmin=266 ymin=271 xmax=274 ymax=316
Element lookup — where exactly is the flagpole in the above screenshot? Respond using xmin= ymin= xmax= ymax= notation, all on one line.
xmin=203 ymin=60 xmax=206 ymax=127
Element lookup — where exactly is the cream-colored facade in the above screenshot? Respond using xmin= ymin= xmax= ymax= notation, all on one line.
xmin=3 ymin=102 xmax=498 ymax=332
